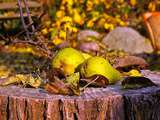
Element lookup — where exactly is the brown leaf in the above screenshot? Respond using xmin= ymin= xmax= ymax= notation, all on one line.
xmin=44 ymin=76 xmax=80 ymax=95
xmin=113 ymin=55 xmax=148 ymax=71
xmin=46 ymin=68 xmax=65 ymax=82
xmin=80 ymin=75 xmax=109 ymax=87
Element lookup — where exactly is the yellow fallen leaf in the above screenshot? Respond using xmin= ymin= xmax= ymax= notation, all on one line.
xmin=128 ymin=69 xmax=142 ymax=77
xmin=0 ymin=74 xmax=42 ymax=88
xmin=0 ymin=65 xmax=11 ymax=78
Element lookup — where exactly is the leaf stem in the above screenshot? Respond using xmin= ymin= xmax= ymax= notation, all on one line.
xmin=80 ymin=76 xmax=99 ymax=91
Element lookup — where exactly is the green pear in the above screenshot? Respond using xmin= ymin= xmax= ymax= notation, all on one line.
xmin=80 ymin=56 xmax=122 ymax=84
xmin=52 ymin=47 xmax=85 ymax=76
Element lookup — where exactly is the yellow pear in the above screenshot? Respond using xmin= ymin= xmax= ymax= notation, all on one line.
xmin=52 ymin=48 xmax=85 ymax=76
xmin=80 ymin=56 xmax=122 ymax=84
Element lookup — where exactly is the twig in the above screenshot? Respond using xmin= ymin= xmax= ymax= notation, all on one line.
xmin=23 ymin=0 xmax=35 ymax=32
xmin=17 ymin=0 xmax=30 ymax=40
xmin=80 ymin=76 xmax=99 ymax=91
xmin=12 ymin=38 xmax=53 ymax=59
xmin=0 ymin=34 xmax=6 ymax=41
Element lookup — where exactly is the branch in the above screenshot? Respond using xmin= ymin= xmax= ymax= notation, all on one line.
xmin=12 ymin=38 xmax=53 ymax=59
xmin=23 ymin=0 xmax=35 ymax=32
xmin=17 ymin=0 xmax=31 ymax=40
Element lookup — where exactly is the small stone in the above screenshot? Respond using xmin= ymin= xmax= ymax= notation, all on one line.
xmin=77 ymin=30 xmax=101 ymax=41
xmin=78 ymin=41 xmax=100 ymax=53
xmin=102 ymin=27 xmax=153 ymax=54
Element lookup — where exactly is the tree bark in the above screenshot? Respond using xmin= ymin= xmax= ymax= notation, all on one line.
xmin=0 ymin=70 xmax=159 ymax=120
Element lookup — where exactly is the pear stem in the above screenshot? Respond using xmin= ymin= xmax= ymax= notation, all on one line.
xmin=80 ymin=76 xmax=99 ymax=92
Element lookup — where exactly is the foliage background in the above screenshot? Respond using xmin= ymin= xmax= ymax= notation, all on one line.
xmin=0 ymin=0 xmax=160 ymax=45
xmin=39 ymin=0 xmax=160 ymax=45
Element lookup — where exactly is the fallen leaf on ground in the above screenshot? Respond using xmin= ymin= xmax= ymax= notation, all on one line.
xmin=113 ymin=55 xmax=148 ymax=71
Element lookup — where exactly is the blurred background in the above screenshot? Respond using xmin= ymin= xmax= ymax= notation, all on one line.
xmin=0 ymin=0 xmax=160 ymax=45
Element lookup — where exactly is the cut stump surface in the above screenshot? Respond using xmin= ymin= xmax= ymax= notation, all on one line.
xmin=0 ymin=70 xmax=159 ymax=120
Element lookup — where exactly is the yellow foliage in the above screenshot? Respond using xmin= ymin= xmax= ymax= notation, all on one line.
xmin=87 ymin=20 xmax=94 ymax=28
xmin=52 ymin=37 xmax=63 ymax=45
xmin=148 ymin=2 xmax=156 ymax=12
xmin=0 ymin=65 xmax=11 ymax=78
xmin=41 ymin=28 xmax=48 ymax=35
xmin=62 ymin=16 xmax=72 ymax=23
xmin=86 ymin=0 xmax=94 ymax=11
xmin=56 ymin=10 xmax=65 ymax=18
xmin=104 ymin=23 xmax=114 ymax=30
xmin=59 ymin=30 xmax=66 ymax=39
xmin=130 ymin=0 xmax=137 ymax=6
xmin=73 ymin=10 xmax=84 ymax=25
xmin=40 ymin=0 xmax=158 ymax=45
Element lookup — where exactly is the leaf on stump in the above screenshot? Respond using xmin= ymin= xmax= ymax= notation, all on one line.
xmin=121 ymin=76 xmax=157 ymax=89
xmin=65 ymin=72 xmax=80 ymax=87
xmin=80 ymin=75 xmax=109 ymax=87
xmin=44 ymin=76 xmax=80 ymax=96
xmin=46 ymin=68 xmax=66 ymax=82
xmin=0 ymin=74 xmax=42 ymax=88
xmin=65 ymin=72 xmax=80 ymax=95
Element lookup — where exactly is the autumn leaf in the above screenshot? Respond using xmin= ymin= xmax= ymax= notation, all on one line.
xmin=80 ymin=75 xmax=109 ymax=88
xmin=44 ymin=76 xmax=80 ymax=95
xmin=65 ymin=72 xmax=80 ymax=87
xmin=0 ymin=74 xmax=42 ymax=88
xmin=122 ymin=76 xmax=157 ymax=89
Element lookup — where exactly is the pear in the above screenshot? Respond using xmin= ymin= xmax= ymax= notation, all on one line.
xmin=80 ymin=56 xmax=122 ymax=84
xmin=52 ymin=47 xmax=85 ymax=76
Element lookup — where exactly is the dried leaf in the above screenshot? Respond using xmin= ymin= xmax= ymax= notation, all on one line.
xmin=46 ymin=68 xmax=66 ymax=83
xmin=0 ymin=65 xmax=12 ymax=78
xmin=122 ymin=76 xmax=157 ymax=89
xmin=44 ymin=76 xmax=80 ymax=95
xmin=80 ymin=75 xmax=109 ymax=87
xmin=24 ymin=74 xmax=42 ymax=88
xmin=65 ymin=72 xmax=80 ymax=87
xmin=65 ymin=72 xmax=80 ymax=95
xmin=0 ymin=74 xmax=24 ymax=86
xmin=0 ymin=74 xmax=42 ymax=88
xmin=113 ymin=55 xmax=148 ymax=71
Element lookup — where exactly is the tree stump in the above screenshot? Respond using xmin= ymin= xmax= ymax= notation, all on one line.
xmin=0 ymin=70 xmax=159 ymax=120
